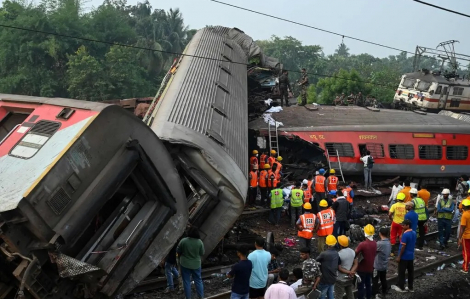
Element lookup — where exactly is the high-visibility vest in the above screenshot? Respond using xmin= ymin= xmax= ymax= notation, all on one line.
xmin=412 ymin=197 xmax=427 ymax=221
xmin=316 ymin=209 xmax=335 ymax=236
xmin=259 ymin=170 xmax=268 ymax=187
xmin=291 ymin=188 xmax=303 ymax=207
xmin=270 ymin=189 xmax=284 ymax=209
xmin=307 ymin=180 xmax=313 ymax=191
xmin=314 ymin=175 xmax=326 ymax=193
xmin=275 ymin=167 xmax=281 ymax=181
xmin=344 ymin=187 xmax=353 ymax=203
xmin=260 ymin=154 xmax=267 ymax=165
xmin=273 ymin=161 xmax=282 ymax=172
xmin=303 ymin=189 xmax=312 ymax=203
xmin=267 ymin=170 xmax=278 ymax=188
xmin=268 ymin=156 xmax=275 ymax=166
xmin=327 ymin=176 xmax=338 ymax=191
xmin=437 ymin=198 xmax=453 ymax=220
xmin=249 ymin=171 xmax=258 ymax=188
xmin=298 ymin=213 xmax=316 ymax=239
xmin=250 ymin=156 xmax=258 ymax=170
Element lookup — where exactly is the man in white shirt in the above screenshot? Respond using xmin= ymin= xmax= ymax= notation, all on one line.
xmin=360 ymin=150 xmax=373 ymax=190
xmin=389 ymin=182 xmax=404 ymax=207
xmin=290 ymin=268 xmax=305 ymax=299
xmin=265 ymin=268 xmax=297 ymax=299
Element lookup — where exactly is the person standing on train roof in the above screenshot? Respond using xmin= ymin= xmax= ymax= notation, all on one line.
xmin=259 ymin=151 xmax=268 ymax=166
xmin=316 ymin=200 xmax=335 ymax=253
xmin=290 ymin=182 xmax=304 ymax=228
xmin=401 ymin=180 xmax=412 ymax=203
xmin=297 ymin=202 xmax=319 ymax=254
xmin=360 ymin=150 xmax=374 ymax=190
xmin=250 ymin=150 xmax=259 ymax=171
xmin=259 ymin=164 xmax=270 ymax=207
xmin=302 ymin=180 xmax=312 ymax=205
xmin=389 ymin=193 xmax=407 ymax=255
xmin=458 ymin=199 xmax=470 ymax=274
xmin=435 ymin=188 xmax=454 ymax=250
xmin=268 ymin=150 xmax=277 ymax=167
xmin=411 ymin=188 xmax=428 ymax=251
xmin=312 ymin=169 xmax=327 ymax=214
xmin=248 ymin=165 xmax=259 ymax=206
xmin=388 ymin=181 xmax=403 ymax=207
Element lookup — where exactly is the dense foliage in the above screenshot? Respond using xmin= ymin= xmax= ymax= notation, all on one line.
xmin=0 ymin=0 xmax=190 ymax=100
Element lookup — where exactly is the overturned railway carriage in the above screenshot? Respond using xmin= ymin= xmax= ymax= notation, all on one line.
xmin=250 ymin=106 xmax=470 ymax=177
xmin=143 ymin=26 xmax=279 ymax=259
xmin=0 ymin=95 xmax=188 ymax=298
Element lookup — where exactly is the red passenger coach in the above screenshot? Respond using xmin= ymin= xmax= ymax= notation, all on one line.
xmin=249 ymin=106 xmax=470 ymax=177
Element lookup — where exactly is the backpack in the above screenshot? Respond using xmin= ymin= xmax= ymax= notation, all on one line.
xmin=367 ymin=156 xmax=374 ymax=169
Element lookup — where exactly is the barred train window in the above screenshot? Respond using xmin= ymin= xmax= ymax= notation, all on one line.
xmin=389 ymin=144 xmax=414 ymax=159
xmin=365 ymin=143 xmax=384 ymax=158
xmin=418 ymin=145 xmax=442 ymax=160
xmin=446 ymin=146 xmax=468 ymax=160
xmin=325 ymin=143 xmax=354 ymax=157
xmin=453 ymin=87 xmax=464 ymax=96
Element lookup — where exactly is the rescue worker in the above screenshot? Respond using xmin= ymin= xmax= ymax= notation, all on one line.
xmin=297 ymin=203 xmax=318 ymax=252
xmin=389 ymin=193 xmax=406 ymax=255
xmin=313 ymin=169 xmax=327 ymax=214
xmin=435 ymin=188 xmax=454 ymax=250
xmin=298 ymin=68 xmax=309 ymax=106
xmin=455 ymin=175 xmax=469 ymax=231
xmin=332 ymin=186 xmax=350 ymax=237
xmin=259 ymin=151 xmax=268 ymax=166
xmin=317 ymin=200 xmax=335 ymax=253
xmin=296 ymin=247 xmax=321 ymax=297
xmin=458 ymin=199 xmax=470 ymax=274
xmin=273 ymin=156 xmax=283 ymax=183
xmin=418 ymin=184 xmax=431 ymax=208
xmin=411 ymin=188 xmax=428 ymax=251
xmin=268 ymin=187 xmax=286 ymax=225
xmin=267 ymin=164 xmax=278 ymax=194
xmin=268 ymin=150 xmax=276 ymax=167
xmin=250 ymin=150 xmax=259 ymax=171
xmin=248 ymin=165 xmax=259 ymax=205
xmin=344 ymin=182 xmax=355 ymax=205
xmin=329 ymin=190 xmax=337 ymax=203
xmin=326 ymin=169 xmax=338 ymax=202
xmin=278 ymin=70 xmax=291 ymax=107
xmin=290 ymin=182 xmax=304 ymax=228
xmin=401 ymin=180 xmax=412 ymax=203
xmin=302 ymin=180 xmax=312 ymax=205
xmin=306 ymin=174 xmax=314 ymax=192
xmin=259 ymin=164 xmax=270 ymax=207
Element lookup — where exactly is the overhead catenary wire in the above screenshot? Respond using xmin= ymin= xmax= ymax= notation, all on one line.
xmin=0 ymin=22 xmax=399 ymax=89
xmin=411 ymin=0 xmax=470 ymax=18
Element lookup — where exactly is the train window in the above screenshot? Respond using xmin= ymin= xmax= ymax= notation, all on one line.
xmin=359 ymin=143 xmax=384 ymax=158
xmin=450 ymin=98 xmax=460 ymax=108
xmin=389 ymin=144 xmax=414 ymax=159
xmin=325 ymin=143 xmax=354 ymax=157
xmin=418 ymin=145 xmax=442 ymax=160
xmin=9 ymin=120 xmax=61 ymax=159
xmin=402 ymin=78 xmax=416 ymax=88
xmin=446 ymin=146 xmax=468 ymax=160
xmin=417 ymin=81 xmax=431 ymax=91
xmin=453 ymin=87 xmax=464 ymax=96
xmin=435 ymin=86 xmax=442 ymax=95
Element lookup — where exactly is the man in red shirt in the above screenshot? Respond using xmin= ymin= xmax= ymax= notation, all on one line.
xmin=355 ymin=224 xmax=377 ymax=299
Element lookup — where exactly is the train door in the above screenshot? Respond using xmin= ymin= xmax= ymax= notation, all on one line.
xmin=439 ymin=85 xmax=448 ymax=109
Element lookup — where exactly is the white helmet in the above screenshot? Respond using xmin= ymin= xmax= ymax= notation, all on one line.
xmin=442 ymin=188 xmax=450 ymax=195
xmin=302 ymin=179 xmax=308 ymax=185
xmin=410 ymin=188 xmax=418 ymax=194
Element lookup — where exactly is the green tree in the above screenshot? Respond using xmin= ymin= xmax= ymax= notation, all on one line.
xmin=316 ymin=69 xmax=370 ymax=104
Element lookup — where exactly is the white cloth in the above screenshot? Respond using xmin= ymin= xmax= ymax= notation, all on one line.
xmin=389 ymin=185 xmax=404 ymax=203
xmin=262 ymin=113 xmax=284 ymax=127
xmin=360 ymin=155 xmax=371 ymax=167
xmin=266 ymin=106 xmax=283 ymax=113
xmin=265 ymin=98 xmax=273 ymax=105
xmin=265 ymin=281 xmax=297 ymax=299
xmin=290 ymin=279 xmax=306 ymax=299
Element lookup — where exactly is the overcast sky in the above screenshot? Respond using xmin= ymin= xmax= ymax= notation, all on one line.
xmin=9 ymin=0 xmax=470 ymax=59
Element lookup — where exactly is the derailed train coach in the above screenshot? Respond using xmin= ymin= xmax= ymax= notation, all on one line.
xmin=0 ymin=26 xmax=280 ymax=298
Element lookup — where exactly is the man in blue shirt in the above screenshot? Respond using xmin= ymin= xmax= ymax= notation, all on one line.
xmin=248 ymin=237 xmax=271 ymax=299
xmin=392 ymin=220 xmax=417 ymax=293
xmin=228 ymin=245 xmax=252 ymax=299
xmin=404 ymin=202 xmax=418 ymax=232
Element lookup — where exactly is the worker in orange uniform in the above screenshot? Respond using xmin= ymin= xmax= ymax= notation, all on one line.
xmin=302 ymin=180 xmax=312 ymax=204
xmin=316 ymin=199 xmax=335 ymax=253
xmin=273 ymin=156 xmax=283 ymax=182
xmin=297 ymin=202 xmax=319 ymax=254
xmin=389 ymin=192 xmax=407 ymax=255
xmin=259 ymin=151 xmax=268 ymax=166
xmin=312 ymin=169 xmax=326 ymax=214
xmin=268 ymin=150 xmax=277 ymax=167
xmin=306 ymin=174 xmax=314 ymax=191
xmin=401 ymin=180 xmax=412 ymax=203
xmin=343 ymin=181 xmax=355 ymax=205
xmin=248 ymin=164 xmax=259 ymax=205
xmin=259 ymin=164 xmax=270 ymax=207
xmin=418 ymin=184 xmax=431 ymax=208
xmin=458 ymin=199 xmax=470 ymax=274
xmin=326 ymin=169 xmax=338 ymax=204
xmin=250 ymin=150 xmax=259 ymax=171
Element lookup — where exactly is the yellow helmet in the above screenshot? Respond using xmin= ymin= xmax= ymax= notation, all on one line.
xmin=330 ymin=169 xmax=335 ymax=174
xmin=364 ymin=224 xmax=375 ymax=236
xmin=264 ymin=164 xmax=271 ymax=169
xmin=396 ymin=192 xmax=406 ymax=201
xmin=270 ymin=150 xmax=277 ymax=154
xmin=277 ymin=156 xmax=283 ymax=161
xmin=252 ymin=150 xmax=258 ymax=154
xmin=338 ymin=235 xmax=349 ymax=247
xmin=303 ymin=202 xmax=312 ymax=210
xmin=462 ymin=199 xmax=470 ymax=207
xmin=319 ymin=199 xmax=328 ymax=207
xmin=326 ymin=235 xmax=337 ymax=246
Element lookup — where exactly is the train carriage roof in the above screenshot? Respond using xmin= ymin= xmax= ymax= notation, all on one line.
xmin=249 ymin=106 xmax=470 ymax=134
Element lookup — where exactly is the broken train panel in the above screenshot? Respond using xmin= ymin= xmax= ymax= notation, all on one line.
xmin=0 ymin=95 xmax=188 ymax=298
